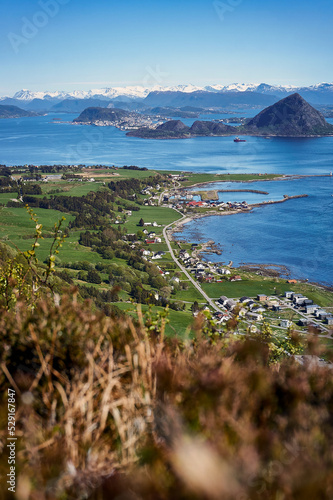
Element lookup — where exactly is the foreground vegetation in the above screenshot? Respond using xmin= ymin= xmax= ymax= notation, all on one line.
xmin=0 ymin=291 xmax=333 ymax=500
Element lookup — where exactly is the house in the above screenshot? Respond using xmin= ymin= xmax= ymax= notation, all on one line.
xmin=218 ymin=296 xmax=228 ymax=306
xmin=306 ymin=304 xmax=318 ymax=314
xmin=222 ymin=269 xmax=231 ymax=275
xmin=257 ymin=294 xmax=267 ymax=302
xmin=148 ymin=231 xmax=156 ymax=238
xmin=298 ymin=318 xmax=310 ymax=327
xmin=318 ymin=311 xmax=329 ymax=321
xmin=141 ymin=249 xmax=151 ymax=256
xmin=154 ymin=237 xmax=162 ymax=243
xmin=280 ymin=319 xmax=291 ymax=328
xmin=252 ymin=306 xmax=266 ymax=314
xmin=287 ymin=279 xmax=297 ymax=284
xmin=284 ymin=291 xmax=293 ymax=299
xmin=239 ymin=296 xmax=250 ymax=304
xmin=225 ymin=299 xmax=237 ymax=310
xmin=145 ymin=239 xmax=155 ymax=244
xmin=187 ymin=201 xmax=206 ymax=207
xmin=247 ymin=312 xmax=263 ymax=321
xmin=229 ymin=275 xmax=242 ymax=282
xmin=294 ymin=296 xmax=306 ymax=305
xmin=326 ymin=316 xmax=333 ymax=325
xmin=315 ymin=309 xmax=326 ymax=318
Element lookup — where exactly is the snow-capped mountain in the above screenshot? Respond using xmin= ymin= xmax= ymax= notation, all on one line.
xmin=2 ymin=82 xmax=331 ymax=102
xmin=1 ymin=83 xmax=333 ymax=109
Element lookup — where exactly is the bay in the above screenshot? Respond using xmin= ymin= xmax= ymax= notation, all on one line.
xmin=174 ymin=176 xmax=333 ymax=286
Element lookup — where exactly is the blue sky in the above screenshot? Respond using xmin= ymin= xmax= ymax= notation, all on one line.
xmin=0 ymin=0 xmax=332 ymax=95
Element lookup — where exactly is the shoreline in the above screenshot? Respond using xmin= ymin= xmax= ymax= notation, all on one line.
xmin=168 ymin=194 xmax=332 ymax=290
xmin=183 ymin=173 xmax=332 ymax=191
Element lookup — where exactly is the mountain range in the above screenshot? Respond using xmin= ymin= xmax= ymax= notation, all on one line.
xmin=1 ymin=82 xmax=333 ymax=113
xmin=3 ymin=82 xmax=333 ymax=101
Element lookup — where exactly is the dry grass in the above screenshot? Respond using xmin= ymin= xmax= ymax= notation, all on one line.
xmin=0 ymin=297 xmax=333 ymax=499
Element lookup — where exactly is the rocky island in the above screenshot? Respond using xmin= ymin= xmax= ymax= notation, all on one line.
xmin=126 ymin=94 xmax=333 ymax=139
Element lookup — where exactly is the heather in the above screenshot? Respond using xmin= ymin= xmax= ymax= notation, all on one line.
xmin=1 ymin=289 xmax=333 ymax=499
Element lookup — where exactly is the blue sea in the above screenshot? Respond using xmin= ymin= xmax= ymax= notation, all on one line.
xmin=0 ymin=113 xmax=333 ymax=286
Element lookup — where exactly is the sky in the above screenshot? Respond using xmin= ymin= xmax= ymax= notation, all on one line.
xmin=0 ymin=0 xmax=333 ymax=95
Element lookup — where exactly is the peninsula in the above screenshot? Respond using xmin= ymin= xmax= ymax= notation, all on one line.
xmin=0 ymin=104 xmax=37 ymax=119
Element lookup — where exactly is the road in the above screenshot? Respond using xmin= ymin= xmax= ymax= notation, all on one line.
xmin=162 ymin=216 xmax=222 ymax=313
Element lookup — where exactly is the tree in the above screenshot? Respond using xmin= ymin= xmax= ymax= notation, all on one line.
xmin=87 ymin=269 xmax=102 ymax=284
xmin=138 ymin=218 xmax=145 ymax=227
xmin=191 ymin=301 xmax=200 ymax=313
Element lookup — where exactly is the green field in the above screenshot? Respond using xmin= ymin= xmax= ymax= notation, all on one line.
xmin=123 ymin=206 xmax=182 ymax=233
xmin=114 ymin=302 xmax=194 ymax=337
xmin=180 ymin=173 xmax=281 ymax=188
xmin=202 ymin=279 xmax=333 ymax=307
xmin=43 ymin=181 xmax=105 ymax=197
xmin=82 ymin=168 xmax=163 ymax=182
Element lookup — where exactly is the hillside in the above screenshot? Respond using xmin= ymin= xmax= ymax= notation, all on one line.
xmin=73 ymin=106 xmax=132 ymax=123
xmin=0 ymin=104 xmax=37 ymax=118
xmin=127 ymin=118 xmax=236 ymax=138
xmin=190 ymin=120 xmax=236 ymax=135
xmin=243 ymin=93 xmax=333 ymax=136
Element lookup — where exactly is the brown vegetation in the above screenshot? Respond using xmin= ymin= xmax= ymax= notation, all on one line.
xmin=1 ymin=293 xmax=333 ymax=500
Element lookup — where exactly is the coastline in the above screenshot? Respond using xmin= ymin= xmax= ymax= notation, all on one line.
xmin=168 ymin=193 xmax=332 ymax=290
xmin=182 ymin=173 xmax=332 ymax=191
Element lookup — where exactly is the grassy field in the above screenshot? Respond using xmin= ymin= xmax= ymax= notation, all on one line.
xmin=114 ymin=302 xmax=194 ymax=337
xmin=180 ymin=173 xmax=281 ymax=188
xmin=43 ymin=180 xmax=105 ymax=197
xmin=202 ymin=279 xmax=291 ymax=299
xmin=0 ymin=192 xmax=18 ymax=204
xmin=202 ymin=278 xmax=333 ymax=307
xmin=173 ymin=283 xmax=207 ymax=303
xmin=78 ymin=168 xmax=164 ymax=182
xmin=123 ymin=206 xmax=182 ymax=233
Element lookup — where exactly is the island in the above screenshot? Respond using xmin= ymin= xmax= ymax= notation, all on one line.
xmin=126 ymin=94 xmax=333 ymax=138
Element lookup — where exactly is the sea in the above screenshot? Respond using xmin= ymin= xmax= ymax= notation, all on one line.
xmin=0 ymin=112 xmax=333 ymax=286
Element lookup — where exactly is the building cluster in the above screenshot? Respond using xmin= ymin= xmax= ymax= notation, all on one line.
xmin=284 ymin=291 xmax=333 ymax=326
xmin=169 ymin=198 xmax=249 ymax=211
xmin=178 ymin=249 xmax=233 ymax=282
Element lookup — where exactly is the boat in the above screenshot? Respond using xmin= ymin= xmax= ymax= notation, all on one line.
xmin=234 ymin=137 xmax=246 ymax=142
